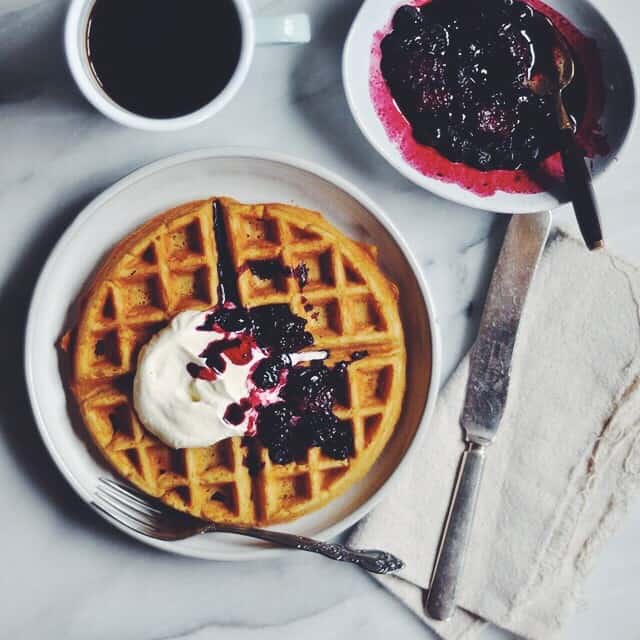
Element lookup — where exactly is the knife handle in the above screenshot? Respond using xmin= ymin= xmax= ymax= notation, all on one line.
xmin=425 ymin=442 xmax=486 ymax=621
xmin=559 ymin=127 xmax=603 ymax=250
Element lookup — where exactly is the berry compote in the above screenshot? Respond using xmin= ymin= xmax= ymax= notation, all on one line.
xmin=204 ymin=202 xmax=364 ymax=466
xmin=193 ymin=301 xmax=362 ymax=465
xmin=381 ymin=0 xmax=576 ymax=171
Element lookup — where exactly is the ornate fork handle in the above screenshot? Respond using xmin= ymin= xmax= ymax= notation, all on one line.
xmin=204 ymin=523 xmax=403 ymax=574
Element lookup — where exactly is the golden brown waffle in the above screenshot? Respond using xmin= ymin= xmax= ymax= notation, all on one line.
xmin=63 ymin=197 xmax=406 ymax=525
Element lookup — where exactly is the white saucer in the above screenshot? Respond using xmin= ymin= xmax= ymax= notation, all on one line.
xmin=24 ymin=148 xmax=441 ymax=561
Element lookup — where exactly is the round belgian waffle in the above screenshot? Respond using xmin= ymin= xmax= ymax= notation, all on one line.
xmin=62 ymin=197 xmax=406 ymax=525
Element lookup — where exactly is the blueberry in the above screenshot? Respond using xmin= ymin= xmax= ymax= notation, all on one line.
xmin=296 ymin=412 xmax=341 ymax=448
xmin=476 ymin=103 xmax=516 ymax=138
xmin=200 ymin=306 xmax=250 ymax=332
xmin=392 ymin=6 xmax=424 ymax=33
xmin=447 ymin=128 xmax=473 ymax=161
xmin=249 ymin=304 xmax=314 ymax=353
xmin=424 ymin=23 xmax=450 ymax=55
xmin=398 ymin=34 xmax=425 ymax=55
xmin=473 ymin=149 xmax=494 ymax=169
xmin=321 ymin=423 xmax=355 ymax=460
xmin=282 ymin=365 xmax=336 ymax=414
xmin=416 ymin=85 xmax=453 ymax=114
xmin=252 ymin=354 xmax=289 ymax=389
xmin=258 ymin=403 xmax=298 ymax=464
xmin=469 ymin=61 xmax=490 ymax=86
xmin=257 ymin=402 xmax=293 ymax=448
xmin=269 ymin=446 xmax=294 ymax=465
xmin=405 ymin=53 xmax=441 ymax=91
xmin=453 ymin=64 xmax=474 ymax=89
xmin=464 ymin=40 xmax=485 ymax=60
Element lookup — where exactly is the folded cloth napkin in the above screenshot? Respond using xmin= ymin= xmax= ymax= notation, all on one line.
xmin=349 ymin=230 xmax=640 ymax=639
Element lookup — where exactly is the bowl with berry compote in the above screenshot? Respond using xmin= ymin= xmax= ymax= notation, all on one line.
xmin=343 ymin=0 xmax=635 ymax=213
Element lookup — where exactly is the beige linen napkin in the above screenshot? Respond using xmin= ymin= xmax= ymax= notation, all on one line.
xmin=349 ymin=231 xmax=640 ymax=639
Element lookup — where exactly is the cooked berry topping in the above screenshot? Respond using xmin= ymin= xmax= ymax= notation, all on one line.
xmin=248 ymin=259 xmax=286 ymax=280
xmin=224 ymin=400 xmax=250 ymax=426
xmin=249 ymin=304 xmax=313 ymax=353
xmin=380 ymin=0 xmax=578 ymax=170
xmin=257 ymin=402 xmax=296 ymax=463
xmin=351 ymin=350 xmax=369 ymax=361
xmin=321 ymin=421 xmax=355 ymax=460
xmin=292 ymin=263 xmax=309 ymax=289
xmin=268 ymin=444 xmax=295 ymax=465
xmin=296 ymin=412 xmax=342 ymax=448
xmin=257 ymin=403 xmax=294 ymax=446
xmin=251 ymin=354 xmax=290 ymax=390
xmin=213 ymin=201 xmax=239 ymax=303
xmin=247 ymin=259 xmax=309 ymax=290
xmin=282 ymin=364 xmax=336 ymax=414
xmin=331 ymin=361 xmax=350 ymax=406
xmin=199 ymin=305 xmax=251 ymax=332
xmin=198 ymin=340 xmax=231 ymax=372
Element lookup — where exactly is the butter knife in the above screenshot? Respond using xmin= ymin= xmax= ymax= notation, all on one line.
xmin=425 ymin=211 xmax=552 ymax=621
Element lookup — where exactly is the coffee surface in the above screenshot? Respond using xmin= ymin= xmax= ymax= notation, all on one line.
xmin=87 ymin=0 xmax=242 ymax=119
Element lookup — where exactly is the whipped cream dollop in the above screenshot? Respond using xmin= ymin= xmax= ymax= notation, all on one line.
xmin=133 ymin=308 xmax=283 ymax=449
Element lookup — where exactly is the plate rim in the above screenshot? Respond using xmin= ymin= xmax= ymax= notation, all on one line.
xmin=342 ymin=0 xmax=639 ymax=214
xmin=24 ymin=147 xmax=442 ymax=561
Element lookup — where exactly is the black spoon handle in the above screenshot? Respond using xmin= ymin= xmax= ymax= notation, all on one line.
xmin=559 ymin=127 xmax=604 ymax=251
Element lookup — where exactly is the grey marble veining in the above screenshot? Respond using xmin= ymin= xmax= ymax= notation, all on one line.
xmin=1 ymin=0 xmax=639 ymax=638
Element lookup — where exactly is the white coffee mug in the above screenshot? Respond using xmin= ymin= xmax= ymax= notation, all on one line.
xmin=65 ymin=0 xmax=310 ymax=131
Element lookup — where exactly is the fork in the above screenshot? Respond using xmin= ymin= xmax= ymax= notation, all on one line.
xmin=92 ymin=477 xmax=403 ymax=574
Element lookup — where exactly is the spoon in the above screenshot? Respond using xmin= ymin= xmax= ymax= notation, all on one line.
xmin=526 ymin=18 xmax=604 ymax=251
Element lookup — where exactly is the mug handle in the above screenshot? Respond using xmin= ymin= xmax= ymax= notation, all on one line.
xmin=254 ymin=14 xmax=311 ymax=45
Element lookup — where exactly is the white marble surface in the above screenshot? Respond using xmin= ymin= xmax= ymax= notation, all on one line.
xmin=1 ymin=0 xmax=639 ymax=638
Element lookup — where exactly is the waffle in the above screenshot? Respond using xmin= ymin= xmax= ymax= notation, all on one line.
xmin=63 ymin=197 xmax=406 ymax=525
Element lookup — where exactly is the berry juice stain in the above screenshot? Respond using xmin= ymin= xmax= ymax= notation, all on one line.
xmin=213 ymin=201 xmax=240 ymax=304
xmin=186 ymin=362 xmax=217 ymax=381
xmin=245 ymin=259 xmax=309 ymax=289
xmin=371 ymin=0 xmax=608 ymax=196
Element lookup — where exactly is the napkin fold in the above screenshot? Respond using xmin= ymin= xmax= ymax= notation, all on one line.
xmin=349 ymin=231 xmax=640 ymax=639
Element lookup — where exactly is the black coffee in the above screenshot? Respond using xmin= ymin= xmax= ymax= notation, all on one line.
xmin=86 ymin=0 xmax=242 ymax=119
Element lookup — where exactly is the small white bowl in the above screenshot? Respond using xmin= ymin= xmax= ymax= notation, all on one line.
xmin=25 ymin=148 xmax=441 ymax=560
xmin=343 ymin=0 xmax=637 ymax=213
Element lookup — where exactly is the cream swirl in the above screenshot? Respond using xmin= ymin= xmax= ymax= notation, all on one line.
xmin=133 ymin=309 xmax=282 ymax=449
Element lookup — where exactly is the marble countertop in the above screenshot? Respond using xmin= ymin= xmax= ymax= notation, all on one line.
xmin=2 ymin=0 xmax=639 ymax=638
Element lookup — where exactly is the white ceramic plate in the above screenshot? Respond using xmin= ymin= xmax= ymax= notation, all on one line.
xmin=25 ymin=149 xmax=441 ymax=561
xmin=343 ymin=0 xmax=637 ymax=213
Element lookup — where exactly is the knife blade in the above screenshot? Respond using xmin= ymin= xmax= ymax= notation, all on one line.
xmin=425 ymin=211 xmax=551 ymax=621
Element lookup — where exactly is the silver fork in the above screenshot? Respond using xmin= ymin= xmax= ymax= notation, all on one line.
xmin=92 ymin=477 xmax=403 ymax=574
